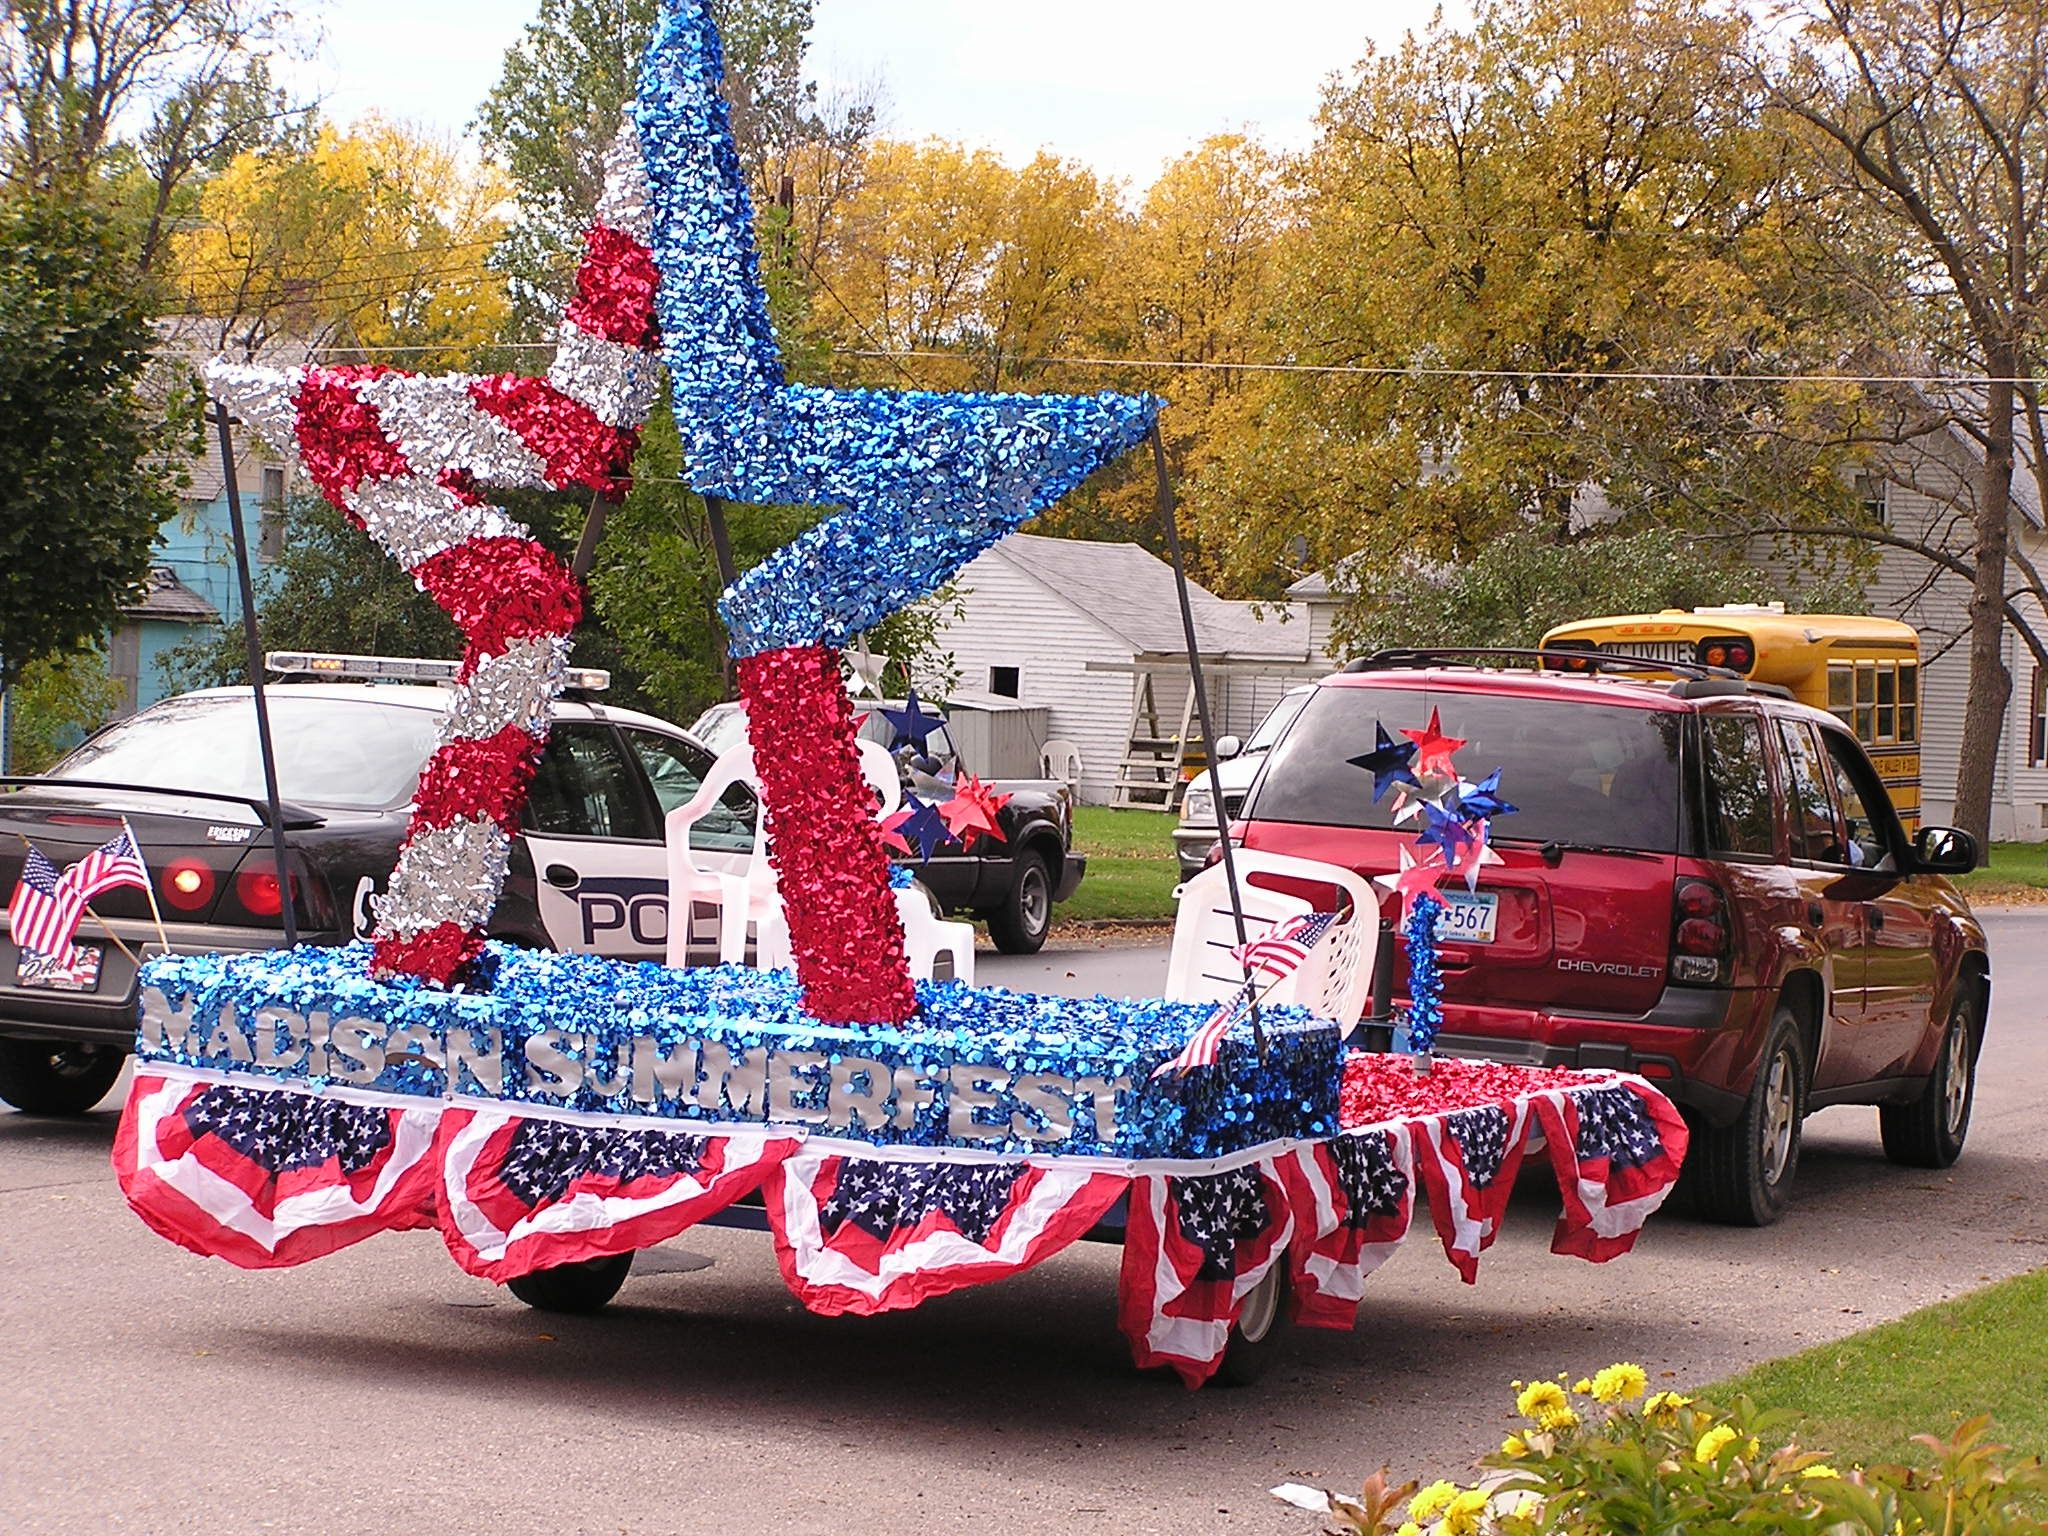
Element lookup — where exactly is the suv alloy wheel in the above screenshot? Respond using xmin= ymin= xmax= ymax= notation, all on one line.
xmin=0 ymin=1037 xmax=126 ymax=1116
xmin=1879 ymin=979 xmax=1980 ymax=1168
xmin=1685 ymin=1003 xmax=1810 ymax=1227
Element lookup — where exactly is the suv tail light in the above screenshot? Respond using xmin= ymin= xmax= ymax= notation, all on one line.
xmin=1671 ymin=876 xmax=1732 ymax=985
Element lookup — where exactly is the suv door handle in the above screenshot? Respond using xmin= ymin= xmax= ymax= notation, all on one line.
xmin=544 ymin=863 xmax=579 ymax=890
xmin=1805 ymin=901 xmax=1825 ymax=929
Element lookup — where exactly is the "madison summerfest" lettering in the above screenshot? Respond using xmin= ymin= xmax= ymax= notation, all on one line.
xmin=138 ymin=987 xmax=1131 ymax=1147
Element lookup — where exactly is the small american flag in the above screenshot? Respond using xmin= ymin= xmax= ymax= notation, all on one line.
xmin=9 ymin=845 xmax=85 ymax=962
xmin=1232 ymin=910 xmax=1338 ymax=982
xmin=1152 ymin=989 xmax=1251 ymax=1079
xmin=67 ymin=830 xmax=150 ymax=904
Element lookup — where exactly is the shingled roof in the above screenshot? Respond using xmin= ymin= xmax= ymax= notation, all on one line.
xmin=989 ymin=533 xmax=1307 ymax=662
xmin=124 ymin=567 xmax=219 ymax=623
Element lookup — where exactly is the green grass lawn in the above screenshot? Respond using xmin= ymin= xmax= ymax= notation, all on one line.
xmin=1957 ymin=842 xmax=2048 ymax=900
xmin=1059 ymin=805 xmax=1181 ymax=922
xmin=1711 ymin=1267 xmax=2048 ymax=1465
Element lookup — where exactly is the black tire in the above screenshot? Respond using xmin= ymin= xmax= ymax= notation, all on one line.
xmin=986 ymin=853 xmax=1053 ymax=955
xmin=504 ymin=1252 xmax=633 ymax=1314
xmin=1209 ymin=1263 xmax=1291 ymax=1388
xmin=1686 ymin=1003 xmax=1808 ymax=1227
xmin=0 ymin=1038 xmax=125 ymax=1116
xmin=1880 ymin=980 xmax=1980 ymax=1169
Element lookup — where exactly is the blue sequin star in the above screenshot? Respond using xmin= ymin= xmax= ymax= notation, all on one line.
xmin=880 ymin=690 xmax=946 ymax=754
xmin=1348 ymin=723 xmax=1420 ymax=803
xmin=638 ymin=1 xmax=1160 ymax=658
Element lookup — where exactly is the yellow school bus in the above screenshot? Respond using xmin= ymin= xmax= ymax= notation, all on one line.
xmin=1540 ymin=605 xmax=1922 ymax=829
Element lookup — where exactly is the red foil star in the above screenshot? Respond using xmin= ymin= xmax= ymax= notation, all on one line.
xmin=936 ymin=775 xmax=1012 ymax=850
xmin=1401 ymin=707 xmax=1468 ymax=781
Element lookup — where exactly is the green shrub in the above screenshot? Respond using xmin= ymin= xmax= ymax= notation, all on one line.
xmin=1301 ymin=1367 xmax=2048 ymax=1536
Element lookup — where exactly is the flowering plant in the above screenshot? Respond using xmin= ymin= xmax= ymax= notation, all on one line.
xmin=1292 ymin=1367 xmax=2048 ymax=1536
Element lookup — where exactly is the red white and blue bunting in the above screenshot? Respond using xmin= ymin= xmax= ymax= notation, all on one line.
xmin=114 ymin=1055 xmax=1686 ymax=1388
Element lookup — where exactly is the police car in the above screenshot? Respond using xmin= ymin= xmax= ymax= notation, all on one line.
xmin=0 ymin=653 xmax=759 ymax=1116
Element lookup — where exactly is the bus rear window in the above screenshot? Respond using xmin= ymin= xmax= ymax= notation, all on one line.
xmin=1247 ymin=688 xmax=1684 ymax=853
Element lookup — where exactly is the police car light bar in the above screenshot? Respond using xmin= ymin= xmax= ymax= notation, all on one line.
xmin=265 ymin=651 xmax=611 ymax=691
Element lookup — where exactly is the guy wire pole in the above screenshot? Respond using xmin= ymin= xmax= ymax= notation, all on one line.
xmin=702 ymin=492 xmax=738 ymax=586
xmin=1148 ymin=421 xmax=1263 ymax=1046
xmin=213 ymin=401 xmax=298 ymax=947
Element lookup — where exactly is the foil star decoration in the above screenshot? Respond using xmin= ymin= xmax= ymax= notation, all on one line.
xmin=1456 ymin=768 xmax=1518 ymax=822
xmin=881 ymin=794 xmax=958 ymax=861
xmin=1347 ymin=722 xmax=1421 ymax=804
xmin=1450 ymin=818 xmax=1505 ymax=891
xmin=879 ymin=690 xmax=947 ymax=755
xmin=1417 ymin=800 xmax=1476 ymax=863
xmin=1401 ymin=707 xmax=1468 ymax=781
xmin=1372 ymin=844 xmax=1449 ymax=919
xmin=937 ymin=775 xmax=1012 ymax=850
xmin=846 ymin=635 xmax=890 ymax=698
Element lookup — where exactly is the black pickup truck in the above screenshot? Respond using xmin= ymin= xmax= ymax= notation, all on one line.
xmin=692 ymin=700 xmax=1084 ymax=954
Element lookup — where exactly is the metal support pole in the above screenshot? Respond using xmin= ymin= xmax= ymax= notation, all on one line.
xmin=703 ymin=492 xmax=738 ymax=587
xmin=1148 ymin=422 xmax=1261 ymax=1043
xmin=570 ymin=493 xmax=618 ymax=582
xmin=213 ymin=401 xmax=298 ymax=947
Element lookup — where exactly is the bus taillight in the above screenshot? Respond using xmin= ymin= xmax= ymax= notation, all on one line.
xmin=1696 ymin=636 xmax=1755 ymax=673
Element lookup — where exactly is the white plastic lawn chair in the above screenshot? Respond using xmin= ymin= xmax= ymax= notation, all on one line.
xmin=1165 ymin=850 xmax=1378 ymax=1026
xmin=1039 ymin=738 xmax=1083 ymax=792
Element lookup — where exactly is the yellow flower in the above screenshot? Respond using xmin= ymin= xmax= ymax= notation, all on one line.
xmin=1572 ymin=1377 xmax=1594 ymax=1395
xmin=1696 ymin=1425 xmax=1739 ymax=1462
xmin=1410 ymin=1481 xmax=1460 ymax=1523
xmin=1801 ymin=1464 xmax=1840 ymax=1481
xmin=1643 ymin=1391 xmax=1693 ymax=1419
xmin=1396 ymin=1525 xmax=1423 ymax=1536
xmin=1441 ymin=1488 xmax=1490 ymax=1536
xmin=1501 ymin=1434 xmax=1530 ymax=1458
xmin=1591 ymin=1363 xmax=1648 ymax=1404
xmin=1516 ymin=1380 xmax=1568 ymax=1422
xmin=1538 ymin=1404 xmax=1580 ymax=1433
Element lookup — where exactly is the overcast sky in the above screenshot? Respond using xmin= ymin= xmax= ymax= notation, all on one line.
xmin=288 ymin=0 xmax=1451 ymax=185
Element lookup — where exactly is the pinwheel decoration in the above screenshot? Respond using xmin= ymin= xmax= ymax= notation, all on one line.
xmin=1363 ymin=715 xmax=1518 ymax=1056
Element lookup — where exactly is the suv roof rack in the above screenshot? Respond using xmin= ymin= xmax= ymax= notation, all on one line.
xmin=1343 ymin=646 xmax=1735 ymax=680
xmin=1341 ymin=646 xmax=1797 ymax=703
xmin=265 ymin=650 xmax=612 ymax=693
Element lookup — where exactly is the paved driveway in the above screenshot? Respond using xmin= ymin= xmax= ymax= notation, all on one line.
xmin=3 ymin=914 xmax=2043 ymax=1535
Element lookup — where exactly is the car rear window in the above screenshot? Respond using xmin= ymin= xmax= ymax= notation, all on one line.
xmin=1247 ymin=685 xmax=1685 ymax=853
xmin=51 ymin=694 xmax=441 ymax=812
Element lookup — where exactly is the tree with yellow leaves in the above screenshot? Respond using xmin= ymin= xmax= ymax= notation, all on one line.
xmin=168 ymin=119 xmax=513 ymax=367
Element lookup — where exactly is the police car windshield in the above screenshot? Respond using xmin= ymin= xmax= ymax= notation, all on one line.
xmin=1247 ymin=686 xmax=1684 ymax=854
xmin=52 ymin=693 xmax=441 ymax=812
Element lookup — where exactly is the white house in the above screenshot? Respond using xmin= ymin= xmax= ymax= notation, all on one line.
xmin=1859 ymin=426 xmax=2048 ymax=840
xmin=932 ymin=534 xmax=1319 ymax=804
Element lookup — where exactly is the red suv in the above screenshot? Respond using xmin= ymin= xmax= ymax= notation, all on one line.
xmin=1233 ymin=652 xmax=1989 ymax=1226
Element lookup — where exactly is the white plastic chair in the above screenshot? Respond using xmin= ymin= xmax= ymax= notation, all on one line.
xmin=664 ymin=737 xmax=907 ymax=971
xmin=1165 ymin=850 xmax=1378 ymax=1026
xmin=895 ymin=885 xmax=976 ymax=986
xmin=1039 ymin=737 xmax=1083 ymax=791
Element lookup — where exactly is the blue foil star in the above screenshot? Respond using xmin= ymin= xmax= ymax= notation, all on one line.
xmin=1348 ymin=723 xmax=1421 ymax=803
xmin=1417 ymin=801 xmax=1475 ymax=862
xmin=1457 ymin=768 xmax=1519 ymax=822
xmin=879 ymin=690 xmax=946 ymax=754
xmin=637 ymin=0 xmax=1161 ymax=658
xmin=894 ymin=794 xmax=959 ymax=861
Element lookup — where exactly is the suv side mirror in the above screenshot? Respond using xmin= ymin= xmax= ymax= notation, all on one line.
xmin=1912 ymin=824 xmax=1979 ymax=875
xmin=1214 ymin=735 xmax=1243 ymax=761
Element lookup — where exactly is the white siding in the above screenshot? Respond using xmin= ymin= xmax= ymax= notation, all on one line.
xmin=932 ymin=549 xmax=1139 ymax=803
xmin=1861 ymin=477 xmax=2048 ymax=839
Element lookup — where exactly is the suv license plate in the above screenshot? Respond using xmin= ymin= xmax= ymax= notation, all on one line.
xmin=16 ymin=943 xmax=104 ymax=992
xmin=1434 ymin=891 xmax=1498 ymax=945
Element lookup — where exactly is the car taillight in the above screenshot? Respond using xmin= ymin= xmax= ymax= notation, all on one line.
xmin=1696 ymin=636 xmax=1755 ymax=673
xmin=162 ymin=858 xmax=216 ymax=913
xmin=236 ymin=869 xmax=284 ymax=917
xmin=1671 ymin=876 xmax=1731 ymax=985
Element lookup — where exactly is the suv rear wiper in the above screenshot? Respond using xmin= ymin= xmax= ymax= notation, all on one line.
xmin=1528 ymin=839 xmax=1664 ymax=865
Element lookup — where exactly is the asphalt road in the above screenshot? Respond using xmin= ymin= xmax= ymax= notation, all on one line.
xmin=5 ymin=914 xmax=2046 ymax=1535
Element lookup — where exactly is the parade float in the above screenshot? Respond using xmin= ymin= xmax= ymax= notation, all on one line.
xmin=110 ymin=0 xmax=1687 ymax=1388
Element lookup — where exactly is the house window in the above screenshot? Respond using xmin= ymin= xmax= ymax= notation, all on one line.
xmin=1856 ymin=472 xmax=1889 ymax=526
xmin=259 ymin=466 xmax=286 ymax=561
xmin=989 ymin=666 xmax=1020 ymax=698
xmin=2032 ymin=667 xmax=2047 ymax=769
